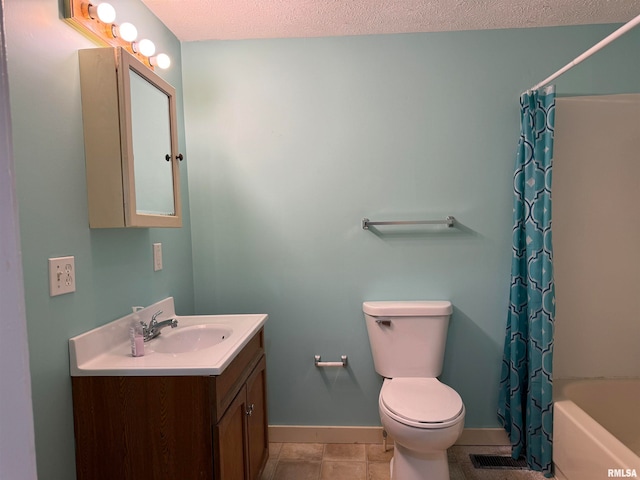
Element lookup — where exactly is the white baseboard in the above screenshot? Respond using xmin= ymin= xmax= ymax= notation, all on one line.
xmin=268 ymin=425 xmax=509 ymax=446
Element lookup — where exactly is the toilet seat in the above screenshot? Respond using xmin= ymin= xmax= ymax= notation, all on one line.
xmin=380 ymin=378 xmax=464 ymax=429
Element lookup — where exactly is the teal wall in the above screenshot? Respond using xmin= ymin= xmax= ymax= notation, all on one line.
xmin=182 ymin=26 xmax=640 ymax=428
xmin=5 ymin=1 xmax=194 ymax=479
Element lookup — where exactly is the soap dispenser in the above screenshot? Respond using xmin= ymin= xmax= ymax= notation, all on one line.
xmin=130 ymin=306 xmax=145 ymax=357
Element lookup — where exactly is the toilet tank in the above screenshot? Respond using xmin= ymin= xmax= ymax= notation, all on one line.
xmin=363 ymin=301 xmax=453 ymax=378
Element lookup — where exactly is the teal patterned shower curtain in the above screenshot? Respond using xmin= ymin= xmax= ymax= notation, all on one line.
xmin=497 ymin=86 xmax=555 ymax=477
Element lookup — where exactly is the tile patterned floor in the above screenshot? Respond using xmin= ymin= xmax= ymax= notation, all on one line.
xmin=261 ymin=443 xmax=549 ymax=480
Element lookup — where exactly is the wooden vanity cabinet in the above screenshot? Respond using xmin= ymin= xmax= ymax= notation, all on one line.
xmin=71 ymin=329 xmax=268 ymax=480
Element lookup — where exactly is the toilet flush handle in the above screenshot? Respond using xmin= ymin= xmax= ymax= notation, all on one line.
xmin=375 ymin=318 xmax=392 ymax=326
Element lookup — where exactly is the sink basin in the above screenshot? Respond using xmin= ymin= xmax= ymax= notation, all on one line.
xmin=151 ymin=325 xmax=232 ymax=354
xmin=69 ymin=297 xmax=268 ymax=376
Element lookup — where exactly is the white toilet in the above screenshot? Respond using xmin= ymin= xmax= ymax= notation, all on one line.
xmin=363 ymin=301 xmax=465 ymax=480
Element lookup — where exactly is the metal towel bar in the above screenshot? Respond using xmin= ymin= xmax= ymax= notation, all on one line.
xmin=362 ymin=216 xmax=455 ymax=230
xmin=314 ymin=355 xmax=348 ymax=367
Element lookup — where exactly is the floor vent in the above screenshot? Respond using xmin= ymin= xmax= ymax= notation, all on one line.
xmin=470 ymin=454 xmax=529 ymax=470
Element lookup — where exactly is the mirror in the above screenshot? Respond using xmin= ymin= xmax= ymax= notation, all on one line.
xmin=79 ymin=47 xmax=182 ymax=228
xmin=129 ymin=69 xmax=175 ymax=216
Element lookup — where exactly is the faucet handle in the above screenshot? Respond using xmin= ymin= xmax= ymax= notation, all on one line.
xmin=151 ymin=310 xmax=163 ymax=324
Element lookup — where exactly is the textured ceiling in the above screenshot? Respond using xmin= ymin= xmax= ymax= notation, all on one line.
xmin=140 ymin=0 xmax=640 ymax=42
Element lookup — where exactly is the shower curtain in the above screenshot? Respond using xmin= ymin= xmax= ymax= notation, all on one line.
xmin=497 ymin=86 xmax=555 ymax=477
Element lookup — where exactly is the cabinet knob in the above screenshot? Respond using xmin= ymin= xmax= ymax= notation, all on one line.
xmin=165 ymin=154 xmax=171 ymax=162
xmin=176 ymin=153 xmax=184 ymax=161
xmin=246 ymin=403 xmax=255 ymax=416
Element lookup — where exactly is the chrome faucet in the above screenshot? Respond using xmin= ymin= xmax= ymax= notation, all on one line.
xmin=142 ymin=310 xmax=178 ymax=342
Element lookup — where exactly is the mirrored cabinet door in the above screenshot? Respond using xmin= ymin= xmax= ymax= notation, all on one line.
xmin=79 ymin=47 xmax=182 ymax=228
xmin=129 ymin=70 xmax=175 ymax=216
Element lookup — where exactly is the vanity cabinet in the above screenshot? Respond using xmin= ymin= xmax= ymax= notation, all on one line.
xmin=71 ymin=329 xmax=268 ymax=480
xmin=78 ymin=47 xmax=182 ymax=228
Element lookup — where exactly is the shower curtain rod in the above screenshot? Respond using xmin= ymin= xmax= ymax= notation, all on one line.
xmin=527 ymin=13 xmax=640 ymax=92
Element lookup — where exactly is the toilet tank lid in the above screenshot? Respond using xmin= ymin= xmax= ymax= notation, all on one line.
xmin=362 ymin=301 xmax=452 ymax=316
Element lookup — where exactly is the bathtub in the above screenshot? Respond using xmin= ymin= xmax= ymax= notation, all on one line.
xmin=553 ymin=379 xmax=640 ymax=480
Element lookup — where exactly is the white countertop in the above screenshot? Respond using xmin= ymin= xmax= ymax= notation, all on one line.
xmin=69 ymin=297 xmax=267 ymax=376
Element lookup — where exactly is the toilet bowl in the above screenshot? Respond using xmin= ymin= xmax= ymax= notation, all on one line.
xmin=363 ymin=301 xmax=465 ymax=480
xmin=379 ymin=378 xmax=465 ymax=480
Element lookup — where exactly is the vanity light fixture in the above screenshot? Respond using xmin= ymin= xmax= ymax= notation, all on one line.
xmin=63 ymin=0 xmax=171 ymax=70
xmin=111 ymin=22 xmax=138 ymax=43
xmin=150 ymin=53 xmax=171 ymax=70
xmin=87 ymin=2 xmax=116 ymax=24
xmin=133 ymin=38 xmax=155 ymax=57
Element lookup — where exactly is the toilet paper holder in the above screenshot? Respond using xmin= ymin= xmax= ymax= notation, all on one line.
xmin=314 ymin=355 xmax=348 ymax=368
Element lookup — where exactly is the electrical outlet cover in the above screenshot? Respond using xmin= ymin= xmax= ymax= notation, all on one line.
xmin=49 ymin=256 xmax=76 ymax=296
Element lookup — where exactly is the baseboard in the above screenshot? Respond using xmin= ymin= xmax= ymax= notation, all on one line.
xmin=269 ymin=426 xmax=385 ymax=444
xmin=269 ymin=426 xmax=509 ymax=446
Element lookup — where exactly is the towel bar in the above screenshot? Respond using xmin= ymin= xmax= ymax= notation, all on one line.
xmin=314 ymin=355 xmax=348 ymax=367
xmin=362 ymin=216 xmax=455 ymax=230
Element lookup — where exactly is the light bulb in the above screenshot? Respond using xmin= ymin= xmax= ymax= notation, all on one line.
xmin=112 ymin=22 xmax=138 ymax=42
xmin=88 ymin=2 xmax=116 ymax=24
xmin=137 ymin=39 xmax=155 ymax=57
xmin=150 ymin=53 xmax=171 ymax=69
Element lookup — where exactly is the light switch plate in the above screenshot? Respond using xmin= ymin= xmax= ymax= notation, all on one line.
xmin=49 ymin=256 xmax=76 ymax=296
xmin=153 ymin=243 xmax=163 ymax=271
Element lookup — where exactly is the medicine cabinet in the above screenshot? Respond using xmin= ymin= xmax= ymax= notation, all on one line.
xmin=78 ymin=47 xmax=182 ymax=228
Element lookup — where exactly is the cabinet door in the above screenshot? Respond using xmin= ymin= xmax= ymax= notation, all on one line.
xmin=214 ymin=386 xmax=248 ymax=480
xmin=121 ymin=49 xmax=181 ymax=228
xmin=246 ymin=356 xmax=269 ymax=480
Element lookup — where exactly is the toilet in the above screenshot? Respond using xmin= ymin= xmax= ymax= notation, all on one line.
xmin=363 ymin=301 xmax=465 ymax=480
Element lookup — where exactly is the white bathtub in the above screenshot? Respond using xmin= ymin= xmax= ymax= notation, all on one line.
xmin=553 ymin=379 xmax=640 ymax=480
